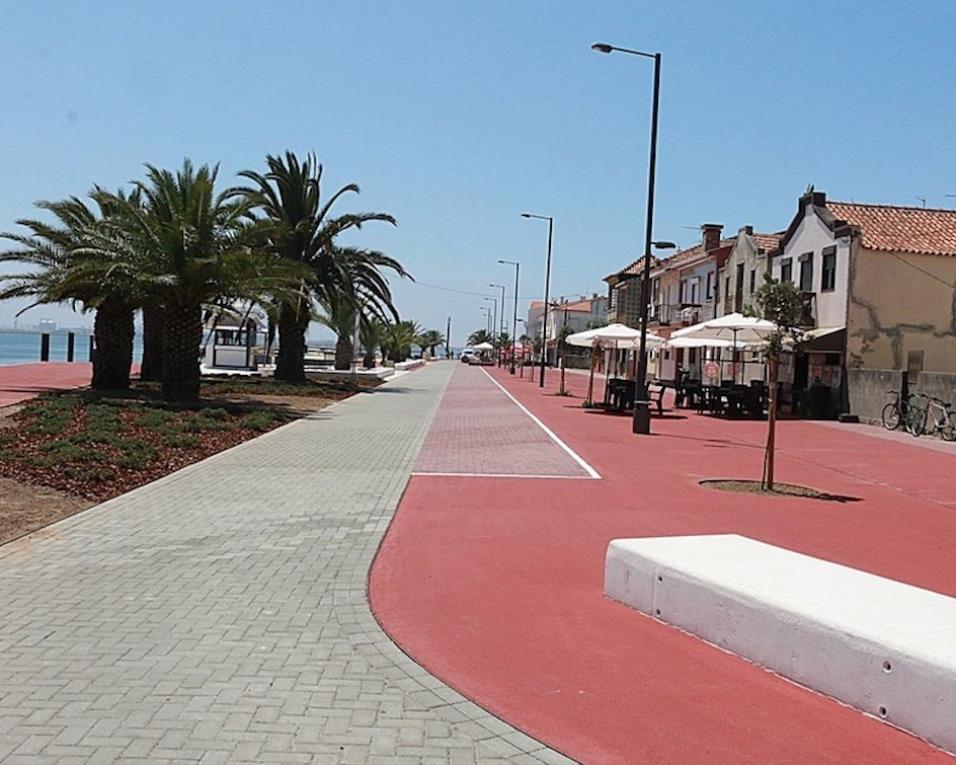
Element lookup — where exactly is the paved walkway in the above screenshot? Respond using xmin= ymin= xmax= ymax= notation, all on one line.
xmin=0 ymin=362 xmax=571 ymax=765
xmin=0 ymin=362 xmax=94 ymax=408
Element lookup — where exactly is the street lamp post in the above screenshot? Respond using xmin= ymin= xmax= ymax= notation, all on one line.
xmin=480 ymin=306 xmax=492 ymax=334
xmin=592 ymin=40 xmax=663 ymax=435
xmin=497 ymin=259 xmax=520 ymax=374
xmin=521 ymin=212 xmax=554 ymax=388
xmin=483 ymin=296 xmax=498 ymax=350
xmin=489 ymin=283 xmax=506 ymax=366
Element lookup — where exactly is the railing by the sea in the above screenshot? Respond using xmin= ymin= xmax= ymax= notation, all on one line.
xmin=0 ymin=330 xmax=95 ymax=365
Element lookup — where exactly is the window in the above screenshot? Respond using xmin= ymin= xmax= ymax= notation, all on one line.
xmin=706 ymin=272 xmax=714 ymax=300
xmin=799 ymin=252 xmax=813 ymax=292
xmin=688 ymin=348 xmax=698 ymax=364
xmin=780 ymin=258 xmax=792 ymax=283
xmin=724 ymin=277 xmax=730 ymax=302
xmin=749 ymin=269 xmax=756 ymax=294
xmin=822 ymin=247 xmax=836 ymax=291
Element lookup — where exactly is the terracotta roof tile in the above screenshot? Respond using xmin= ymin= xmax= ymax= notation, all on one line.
xmin=827 ymin=202 xmax=956 ymax=257
xmin=752 ymin=232 xmax=784 ymax=253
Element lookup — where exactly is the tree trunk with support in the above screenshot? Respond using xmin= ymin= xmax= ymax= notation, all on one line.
xmin=91 ymin=296 xmax=135 ymax=391
xmin=762 ymin=356 xmax=779 ymax=490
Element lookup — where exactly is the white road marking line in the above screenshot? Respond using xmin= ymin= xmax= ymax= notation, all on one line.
xmin=411 ymin=471 xmax=595 ymax=479
xmin=479 ymin=367 xmax=601 ymax=479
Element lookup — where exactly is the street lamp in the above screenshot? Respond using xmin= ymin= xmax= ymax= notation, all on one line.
xmin=592 ymin=40 xmax=663 ymax=435
xmin=480 ymin=306 xmax=492 ymax=334
xmin=489 ymin=283 xmax=506 ymax=365
xmin=497 ymin=259 xmax=520 ymax=374
xmin=483 ymin=296 xmax=498 ymax=347
xmin=521 ymin=212 xmax=554 ymax=388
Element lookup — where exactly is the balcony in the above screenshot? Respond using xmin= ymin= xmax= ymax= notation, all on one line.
xmin=651 ymin=302 xmax=716 ymax=326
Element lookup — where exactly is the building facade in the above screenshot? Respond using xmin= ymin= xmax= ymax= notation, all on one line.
xmin=770 ymin=190 xmax=956 ymax=418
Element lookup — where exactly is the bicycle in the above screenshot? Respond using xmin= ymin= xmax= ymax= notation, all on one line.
xmin=905 ymin=393 xmax=929 ymax=436
xmin=909 ymin=396 xmax=956 ymax=441
xmin=881 ymin=389 xmax=908 ymax=430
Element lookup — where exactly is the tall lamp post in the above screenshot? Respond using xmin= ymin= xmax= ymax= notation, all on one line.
xmin=592 ymin=40 xmax=663 ymax=435
xmin=483 ymin=296 xmax=498 ymax=349
xmin=489 ymin=283 xmax=506 ymax=366
xmin=480 ymin=306 xmax=492 ymax=335
xmin=497 ymin=259 xmax=520 ymax=374
xmin=521 ymin=212 xmax=554 ymax=388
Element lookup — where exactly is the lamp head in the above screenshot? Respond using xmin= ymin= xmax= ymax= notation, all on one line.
xmin=521 ymin=213 xmax=531 ymax=218
xmin=652 ymin=240 xmax=677 ymax=250
xmin=591 ymin=42 xmax=613 ymax=54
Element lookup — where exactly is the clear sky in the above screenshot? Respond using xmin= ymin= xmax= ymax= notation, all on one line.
xmin=2 ymin=0 xmax=954 ymax=345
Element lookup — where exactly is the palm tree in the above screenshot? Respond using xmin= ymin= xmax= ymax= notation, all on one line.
xmin=359 ymin=314 xmax=385 ymax=368
xmin=97 ymin=160 xmax=307 ymax=402
xmin=467 ymin=328 xmax=493 ymax=346
xmin=0 ymin=194 xmax=139 ymax=390
xmin=382 ymin=320 xmax=421 ymax=363
xmin=417 ymin=329 xmax=444 ymax=357
xmin=317 ymin=291 xmax=358 ymax=371
xmin=234 ymin=152 xmax=407 ymax=382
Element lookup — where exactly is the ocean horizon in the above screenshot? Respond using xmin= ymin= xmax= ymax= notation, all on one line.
xmin=0 ymin=330 xmax=143 ymax=367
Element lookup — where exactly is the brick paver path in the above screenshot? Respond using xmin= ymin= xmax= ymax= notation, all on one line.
xmin=0 ymin=363 xmax=573 ymax=765
xmin=415 ymin=365 xmax=592 ymax=478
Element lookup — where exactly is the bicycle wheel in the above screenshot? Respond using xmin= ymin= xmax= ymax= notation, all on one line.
xmin=906 ymin=405 xmax=927 ymax=437
xmin=881 ymin=402 xmax=901 ymax=430
xmin=942 ymin=412 xmax=956 ymax=442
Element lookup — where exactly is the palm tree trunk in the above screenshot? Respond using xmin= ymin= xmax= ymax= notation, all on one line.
xmin=334 ymin=336 xmax=353 ymax=371
xmin=139 ymin=303 xmax=165 ymax=382
xmin=363 ymin=349 xmax=376 ymax=368
xmin=91 ymin=295 xmax=134 ymax=391
xmin=275 ymin=302 xmax=309 ymax=383
xmin=161 ymin=300 xmax=203 ymax=402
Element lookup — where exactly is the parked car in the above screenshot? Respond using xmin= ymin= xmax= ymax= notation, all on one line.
xmin=460 ymin=348 xmax=477 ymax=363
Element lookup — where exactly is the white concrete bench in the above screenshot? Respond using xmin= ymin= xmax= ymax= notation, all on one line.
xmin=605 ymin=534 xmax=956 ymax=755
xmin=395 ymin=359 xmax=425 ymax=372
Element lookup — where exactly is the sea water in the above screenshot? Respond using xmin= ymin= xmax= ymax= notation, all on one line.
xmin=0 ymin=331 xmax=144 ymax=366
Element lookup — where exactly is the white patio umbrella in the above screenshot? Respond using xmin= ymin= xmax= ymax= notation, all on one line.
xmin=670 ymin=313 xmax=776 ymax=383
xmin=472 ymin=341 xmax=494 ymax=350
xmin=567 ymin=323 xmax=664 ymax=406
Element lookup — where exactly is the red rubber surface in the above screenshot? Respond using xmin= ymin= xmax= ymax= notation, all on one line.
xmin=371 ymin=365 xmax=956 ymax=764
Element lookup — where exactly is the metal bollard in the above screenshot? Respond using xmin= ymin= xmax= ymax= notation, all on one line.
xmin=40 ymin=333 xmax=50 ymax=362
xmin=67 ymin=332 xmax=75 ymax=362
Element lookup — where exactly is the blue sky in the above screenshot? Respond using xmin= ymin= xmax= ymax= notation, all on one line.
xmin=2 ymin=0 xmax=955 ymax=344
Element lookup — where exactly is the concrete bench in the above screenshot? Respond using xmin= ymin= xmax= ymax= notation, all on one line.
xmin=395 ymin=359 xmax=425 ymax=372
xmin=605 ymin=534 xmax=956 ymax=755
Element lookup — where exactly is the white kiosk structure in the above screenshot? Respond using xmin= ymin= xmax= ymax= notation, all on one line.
xmin=202 ymin=317 xmax=262 ymax=372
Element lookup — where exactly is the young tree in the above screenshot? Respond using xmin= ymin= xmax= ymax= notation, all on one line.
xmin=750 ymin=276 xmax=805 ymax=490
xmin=555 ymin=323 xmax=574 ymax=395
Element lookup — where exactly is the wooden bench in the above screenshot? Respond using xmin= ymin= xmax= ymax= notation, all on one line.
xmin=605 ymin=534 xmax=956 ymax=756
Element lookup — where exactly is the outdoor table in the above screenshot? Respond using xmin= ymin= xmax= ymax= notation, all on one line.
xmin=608 ymin=378 xmax=636 ymax=412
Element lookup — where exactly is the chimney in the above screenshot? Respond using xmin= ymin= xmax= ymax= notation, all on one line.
xmin=738 ymin=225 xmax=754 ymax=236
xmin=701 ymin=223 xmax=723 ymax=251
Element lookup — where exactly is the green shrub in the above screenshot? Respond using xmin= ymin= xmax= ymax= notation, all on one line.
xmin=240 ymin=410 xmax=282 ymax=432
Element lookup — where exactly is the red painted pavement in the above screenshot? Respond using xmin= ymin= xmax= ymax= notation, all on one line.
xmin=0 ymin=362 xmax=93 ymax=407
xmin=416 ymin=364 xmax=589 ymax=477
xmin=371 ymin=366 xmax=956 ymax=763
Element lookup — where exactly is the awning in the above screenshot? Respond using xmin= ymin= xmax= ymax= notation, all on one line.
xmin=801 ymin=326 xmax=845 ymax=353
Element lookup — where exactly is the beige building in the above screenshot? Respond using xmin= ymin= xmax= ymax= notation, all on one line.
xmin=771 ymin=191 xmax=956 ymax=418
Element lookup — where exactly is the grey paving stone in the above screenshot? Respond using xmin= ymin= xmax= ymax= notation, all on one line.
xmin=0 ymin=364 xmax=575 ymax=764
